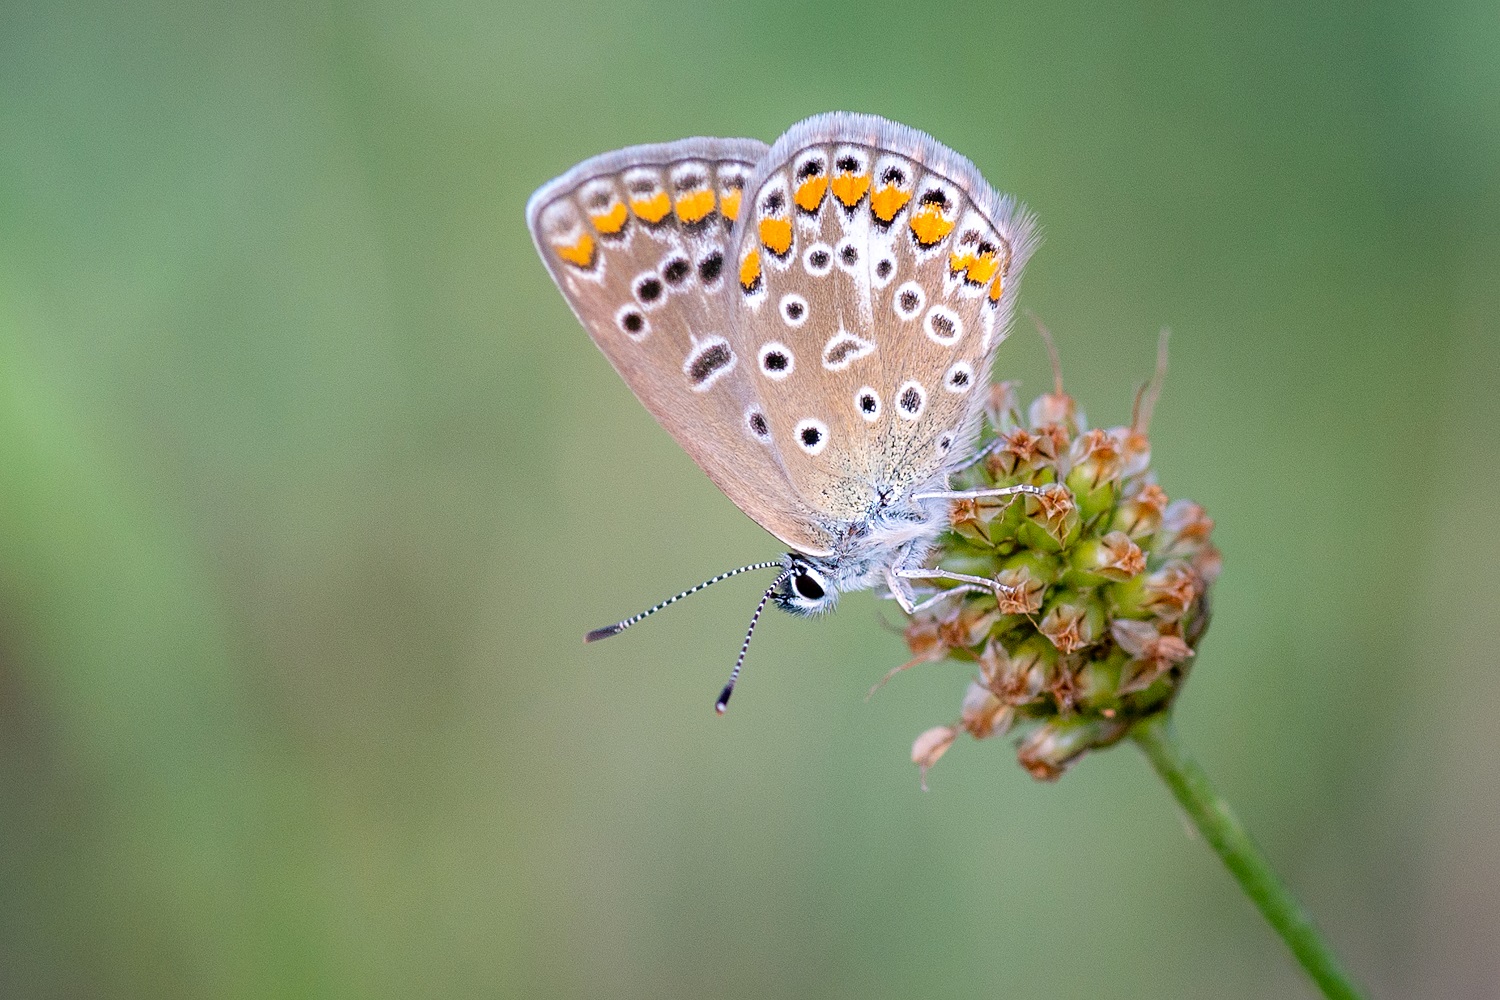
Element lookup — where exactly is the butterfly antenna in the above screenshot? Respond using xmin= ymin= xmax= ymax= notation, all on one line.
xmin=584 ymin=561 xmax=783 ymax=643
xmin=715 ymin=569 xmax=793 ymax=715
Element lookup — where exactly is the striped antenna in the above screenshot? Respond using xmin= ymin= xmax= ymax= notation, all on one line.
xmin=584 ymin=561 xmax=784 ymax=643
xmin=715 ymin=569 xmax=793 ymax=715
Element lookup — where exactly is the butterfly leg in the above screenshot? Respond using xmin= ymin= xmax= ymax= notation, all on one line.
xmin=947 ymin=437 xmax=1003 ymax=475
xmin=886 ymin=567 xmax=986 ymax=614
xmin=904 ymin=583 xmax=993 ymax=614
xmin=895 ymin=566 xmax=1006 ymax=591
xmin=912 ymin=484 xmax=1043 ymax=502
xmin=888 ymin=566 xmax=1016 ymax=615
xmin=884 ymin=568 xmax=922 ymax=615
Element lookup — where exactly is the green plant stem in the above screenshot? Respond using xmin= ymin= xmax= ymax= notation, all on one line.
xmin=1130 ymin=713 xmax=1367 ymax=1000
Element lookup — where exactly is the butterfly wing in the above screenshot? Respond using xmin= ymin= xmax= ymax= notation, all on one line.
xmin=728 ymin=113 xmax=1038 ymax=521
xmin=528 ymin=138 xmax=837 ymax=555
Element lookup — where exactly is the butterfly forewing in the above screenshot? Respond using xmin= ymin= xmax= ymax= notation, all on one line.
xmin=729 ymin=114 xmax=1038 ymax=522
xmin=528 ymin=138 xmax=838 ymax=555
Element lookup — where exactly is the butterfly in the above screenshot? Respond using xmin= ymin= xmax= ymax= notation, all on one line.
xmin=527 ymin=112 xmax=1038 ymax=711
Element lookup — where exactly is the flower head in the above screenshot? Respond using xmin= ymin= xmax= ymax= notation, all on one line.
xmin=892 ymin=334 xmax=1217 ymax=783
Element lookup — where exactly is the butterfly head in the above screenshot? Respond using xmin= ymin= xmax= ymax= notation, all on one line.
xmin=771 ymin=554 xmax=839 ymax=617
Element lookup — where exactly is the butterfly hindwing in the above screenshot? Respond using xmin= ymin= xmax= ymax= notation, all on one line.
xmin=728 ymin=113 xmax=1038 ymax=523
xmin=528 ymin=137 xmax=837 ymax=555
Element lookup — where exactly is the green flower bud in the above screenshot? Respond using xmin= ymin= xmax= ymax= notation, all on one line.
xmin=903 ymin=614 xmax=951 ymax=662
xmin=1028 ymin=390 xmax=1086 ymax=437
xmin=1065 ymin=429 xmax=1126 ymax=521
xmin=1192 ymin=544 xmax=1224 ymax=588
xmin=1064 ymin=530 xmax=1146 ymax=587
xmin=1038 ymin=589 xmax=1106 ymax=654
xmin=988 ymin=426 xmax=1061 ymax=485
xmin=912 ymin=725 xmax=958 ymax=790
xmin=1111 ymin=619 xmax=1195 ymax=694
xmin=1076 ymin=650 xmax=1127 ymax=714
xmin=938 ymin=546 xmax=1009 ymax=580
xmin=1109 ymin=482 xmax=1169 ymax=540
xmin=985 ymin=634 xmax=1053 ymax=706
xmin=1156 ymin=500 xmax=1215 ymax=560
xmin=1016 ymin=716 xmax=1128 ymax=781
xmin=1068 ymin=477 xmax=1117 ymax=524
xmin=938 ymin=600 xmax=1001 ymax=652
xmin=984 ymin=381 xmax=1023 ymax=433
xmin=947 ymin=498 xmax=995 ymax=547
xmin=1108 ymin=426 xmax=1152 ymax=478
xmin=994 ymin=549 xmax=1060 ymax=614
xmin=961 ymin=680 xmax=1013 ymax=740
xmin=1018 ymin=484 xmax=1081 ymax=552
xmin=1108 ymin=560 xmax=1201 ymax=622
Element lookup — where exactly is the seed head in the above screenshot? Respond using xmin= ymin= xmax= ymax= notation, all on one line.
xmin=893 ymin=334 xmax=1218 ymax=783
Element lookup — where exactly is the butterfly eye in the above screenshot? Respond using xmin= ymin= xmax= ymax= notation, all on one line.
xmin=793 ymin=573 xmax=825 ymax=601
xmin=773 ymin=562 xmax=835 ymax=616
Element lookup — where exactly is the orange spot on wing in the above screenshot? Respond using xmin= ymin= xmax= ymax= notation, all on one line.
xmin=589 ymin=202 xmax=628 ymax=235
xmin=739 ymin=248 xmax=762 ymax=290
xmin=909 ymin=203 xmax=956 ymax=246
xmin=794 ymin=177 xmax=828 ymax=213
xmin=831 ymin=172 xmax=870 ymax=207
xmin=759 ymin=217 xmax=793 ymax=255
xmin=630 ymin=192 xmax=671 ymax=224
xmin=721 ymin=189 xmax=742 ymax=221
xmin=675 ymin=189 xmax=715 ymax=224
xmin=966 ymin=251 xmax=1001 ymax=284
xmin=989 ymin=274 xmax=1005 ymax=301
xmin=556 ymin=232 xmax=596 ymax=269
xmin=870 ymin=185 xmax=911 ymax=223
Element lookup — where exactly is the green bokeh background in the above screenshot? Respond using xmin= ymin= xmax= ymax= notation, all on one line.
xmin=3 ymin=1 xmax=1498 ymax=997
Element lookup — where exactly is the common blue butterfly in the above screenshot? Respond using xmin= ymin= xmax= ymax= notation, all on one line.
xmin=528 ymin=113 xmax=1038 ymax=710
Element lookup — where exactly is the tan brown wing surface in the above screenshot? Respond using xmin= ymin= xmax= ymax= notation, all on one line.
xmin=528 ymin=138 xmax=836 ymax=555
xmin=728 ymin=114 xmax=1038 ymax=524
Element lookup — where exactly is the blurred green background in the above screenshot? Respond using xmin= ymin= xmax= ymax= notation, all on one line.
xmin=3 ymin=0 xmax=1497 ymax=997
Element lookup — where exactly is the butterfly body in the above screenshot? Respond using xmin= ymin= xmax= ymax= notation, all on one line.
xmin=529 ymin=113 xmax=1036 ymax=636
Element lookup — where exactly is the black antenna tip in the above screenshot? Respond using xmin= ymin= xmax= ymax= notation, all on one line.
xmin=585 ymin=624 xmax=623 ymax=643
xmin=715 ymin=684 xmax=734 ymax=715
